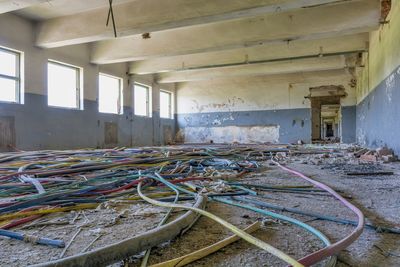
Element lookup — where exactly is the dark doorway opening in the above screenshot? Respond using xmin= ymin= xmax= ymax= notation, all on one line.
xmin=307 ymin=85 xmax=347 ymax=143
xmin=326 ymin=123 xmax=334 ymax=137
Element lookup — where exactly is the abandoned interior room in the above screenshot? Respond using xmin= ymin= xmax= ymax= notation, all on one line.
xmin=0 ymin=0 xmax=399 ymax=266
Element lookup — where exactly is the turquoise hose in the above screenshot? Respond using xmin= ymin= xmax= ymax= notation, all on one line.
xmin=145 ymin=173 xmax=335 ymax=266
xmin=213 ymin=197 xmax=337 ymax=267
xmin=213 ymin=197 xmax=331 ymax=246
xmin=140 ymin=173 xmax=180 ymax=267
xmin=139 ymin=176 xmax=304 ymax=267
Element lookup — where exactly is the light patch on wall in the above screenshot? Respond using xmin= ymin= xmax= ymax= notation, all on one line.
xmin=385 ymin=73 xmax=395 ymax=103
xmin=181 ymin=125 xmax=279 ymax=144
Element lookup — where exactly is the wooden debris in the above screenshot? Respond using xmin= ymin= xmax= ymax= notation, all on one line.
xmin=346 ymin=171 xmax=394 ymax=176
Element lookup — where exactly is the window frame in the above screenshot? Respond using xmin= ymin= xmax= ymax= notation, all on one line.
xmin=134 ymin=82 xmax=151 ymax=117
xmin=98 ymin=72 xmax=123 ymax=115
xmin=47 ymin=60 xmax=83 ymax=110
xmin=0 ymin=46 xmax=23 ymax=104
xmin=159 ymin=90 xmax=173 ymax=119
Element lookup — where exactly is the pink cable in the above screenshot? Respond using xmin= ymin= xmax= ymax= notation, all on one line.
xmin=271 ymin=159 xmax=365 ymax=266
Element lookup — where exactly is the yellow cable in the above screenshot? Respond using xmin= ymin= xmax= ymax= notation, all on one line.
xmin=0 ymin=203 xmax=98 ymax=221
xmin=137 ymin=182 xmax=304 ymax=267
xmin=150 ymin=221 xmax=260 ymax=267
xmin=125 ymin=191 xmax=176 ymax=201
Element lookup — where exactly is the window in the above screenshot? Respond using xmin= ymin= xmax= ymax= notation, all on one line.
xmin=160 ymin=90 xmax=172 ymax=119
xmin=0 ymin=47 xmax=22 ymax=103
xmin=134 ymin=83 xmax=150 ymax=116
xmin=48 ymin=61 xmax=81 ymax=109
xmin=98 ymin=73 xmax=123 ymax=114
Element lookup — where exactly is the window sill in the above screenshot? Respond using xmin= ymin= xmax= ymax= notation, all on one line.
xmin=99 ymin=111 xmax=124 ymax=115
xmin=48 ymin=105 xmax=82 ymax=111
xmin=0 ymin=100 xmax=21 ymax=105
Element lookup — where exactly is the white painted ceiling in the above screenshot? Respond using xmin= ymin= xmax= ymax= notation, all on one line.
xmin=1 ymin=0 xmax=384 ymax=84
xmin=14 ymin=0 xmax=136 ymax=20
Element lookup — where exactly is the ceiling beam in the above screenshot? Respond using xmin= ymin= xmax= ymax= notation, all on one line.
xmin=176 ymin=68 xmax=354 ymax=87
xmin=0 ymin=0 xmax=47 ymax=14
xmin=91 ymin=0 xmax=380 ymax=64
xmin=129 ymin=33 xmax=368 ymax=74
xmin=156 ymin=55 xmax=356 ymax=83
xmin=36 ymin=0 xmax=349 ymax=48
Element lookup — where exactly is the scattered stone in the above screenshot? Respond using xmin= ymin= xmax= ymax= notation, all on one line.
xmin=360 ymin=153 xmax=377 ymax=162
xmin=310 ymin=158 xmax=322 ymax=165
xmin=297 ymin=140 xmax=304 ymax=145
xmin=376 ymin=147 xmax=394 ymax=157
xmin=382 ymin=155 xmax=396 ymax=163
xmin=320 ymin=153 xmax=330 ymax=159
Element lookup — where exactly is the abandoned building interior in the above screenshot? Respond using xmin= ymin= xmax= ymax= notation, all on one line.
xmin=0 ymin=0 xmax=399 ymax=266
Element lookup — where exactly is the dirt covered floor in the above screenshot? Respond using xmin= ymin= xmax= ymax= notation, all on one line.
xmin=128 ymin=155 xmax=400 ymax=267
xmin=0 ymin=145 xmax=399 ymax=267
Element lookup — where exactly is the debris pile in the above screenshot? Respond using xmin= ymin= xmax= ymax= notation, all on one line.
xmin=353 ymin=146 xmax=397 ymax=163
xmin=0 ymin=144 xmax=398 ymax=266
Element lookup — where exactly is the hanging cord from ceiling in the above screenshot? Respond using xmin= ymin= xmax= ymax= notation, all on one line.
xmin=106 ymin=0 xmax=117 ymax=38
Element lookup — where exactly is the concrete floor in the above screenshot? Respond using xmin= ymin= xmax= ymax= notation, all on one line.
xmin=1 ymin=146 xmax=398 ymax=267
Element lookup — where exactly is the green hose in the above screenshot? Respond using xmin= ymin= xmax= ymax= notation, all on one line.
xmin=140 ymin=174 xmax=180 ymax=267
xmin=137 ymin=179 xmax=304 ymax=267
xmin=213 ymin=197 xmax=337 ymax=267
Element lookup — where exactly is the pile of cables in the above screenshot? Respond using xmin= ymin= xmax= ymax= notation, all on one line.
xmin=0 ymin=145 xmax=369 ymax=267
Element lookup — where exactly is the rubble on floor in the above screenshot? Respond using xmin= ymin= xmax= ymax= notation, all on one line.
xmin=0 ymin=144 xmax=399 ymax=267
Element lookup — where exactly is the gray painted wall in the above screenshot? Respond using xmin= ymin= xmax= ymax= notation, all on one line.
xmin=177 ymin=107 xmax=357 ymax=144
xmin=177 ymin=109 xmax=312 ymax=143
xmin=0 ymin=13 xmax=175 ymax=150
xmin=341 ymin=106 xmax=356 ymax=143
xmin=0 ymin=93 xmax=175 ymax=150
xmin=356 ymin=65 xmax=400 ymax=155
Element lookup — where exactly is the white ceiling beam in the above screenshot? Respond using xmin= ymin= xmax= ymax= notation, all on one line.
xmin=36 ymin=0 xmax=349 ymax=48
xmin=156 ymin=55 xmax=355 ymax=83
xmin=176 ymin=68 xmax=354 ymax=87
xmin=0 ymin=0 xmax=47 ymax=14
xmin=91 ymin=0 xmax=380 ymax=64
xmin=129 ymin=33 xmax=368 ymax=74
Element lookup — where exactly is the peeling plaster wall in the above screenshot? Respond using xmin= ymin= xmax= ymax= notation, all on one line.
xmin=0 ymin=13 xmax=175 ymax=150
xmin=182 ymin=125 xmax=279 ymax=144
xmin=177 ymin=75 xmax=356 ymax=144
xmin=356 ymin=1 xmax=400 ymax=155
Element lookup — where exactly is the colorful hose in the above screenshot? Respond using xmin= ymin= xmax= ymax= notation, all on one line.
xmin=271 ymin=159 xmax=364 ymax=266
xmin=137 ymin=179 xmax=304 ymax=267
xmin=0 ymin=229 xmax=65 ymax=248
xmin=213 ymin=197 xmax=336 ymax=267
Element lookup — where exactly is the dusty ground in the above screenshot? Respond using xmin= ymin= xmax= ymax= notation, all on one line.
xmin=1 ymin=151 xmax=399 ymax=267
xmin=129 ymin=156 xmax=400 ymax=267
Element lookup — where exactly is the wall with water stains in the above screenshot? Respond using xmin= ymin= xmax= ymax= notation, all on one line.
xmin=177 ymin=74 xmax=357 ymax=144
xmin=356 ymin=1 xmax=400 ymax=155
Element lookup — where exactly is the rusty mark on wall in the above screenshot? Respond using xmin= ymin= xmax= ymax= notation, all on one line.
xmin=191 ymin=96 xmax=245 ymax=113
xmin=104 ymin=122 xmax=118 ymax=146
xmin=0 ymin=116 xmax=16 ymax=152
xmin=163 ymin=125 xmax=173 ymax=145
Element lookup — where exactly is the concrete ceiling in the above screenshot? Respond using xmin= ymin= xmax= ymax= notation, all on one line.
xmin=35 ymin=0 xmax=350 ymax=48
xmin=156 ymin=55 xmax=357 ymax=83
xmin=130 ymin=34 xmax=368 ymax=74
xmin=0 ymin=0 xmax=48 ymax=14
xmin=321 ymin=104 xmax=341 ymax=118
xmin=13 ymin=0 xmax=136 ymax=20
xmin=4 ymin=0 xmax=384 ymax=84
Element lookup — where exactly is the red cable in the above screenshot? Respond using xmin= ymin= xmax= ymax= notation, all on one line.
xmin=1 ymin=215 xmax=42 ymax=229
xmin=271 ymin=160 xmax=364 ymax=266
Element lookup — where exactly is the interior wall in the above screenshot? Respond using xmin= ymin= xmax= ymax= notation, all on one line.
xmin=176 ymin=75 xmax=356 ymax=144
xmin=0 ymin=13 xmax=175 ymax=150
xmin=356 ymin=1 xmax=400 ymax=155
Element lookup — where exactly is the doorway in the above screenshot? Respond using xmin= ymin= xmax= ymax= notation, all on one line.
xmin=308 ymin=85 xmax=346 ymax=143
